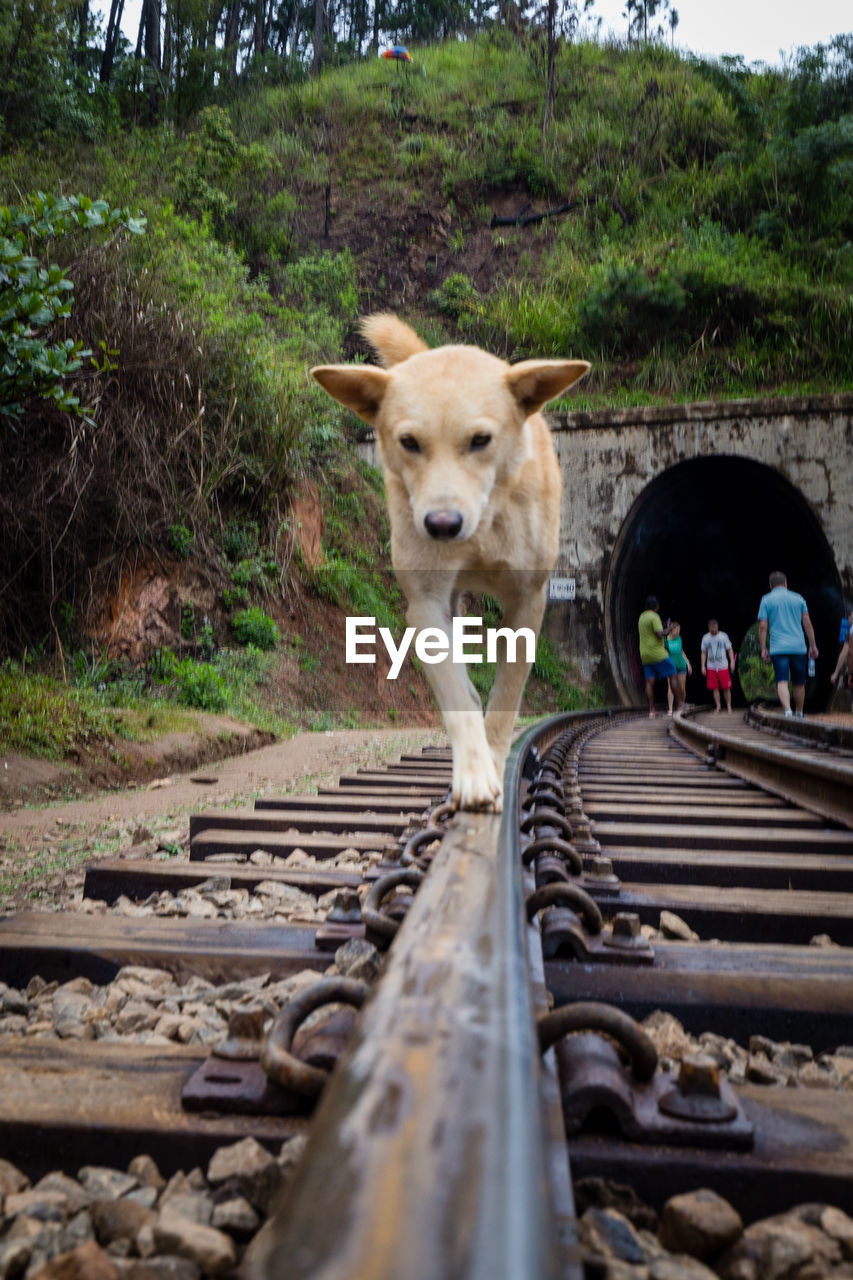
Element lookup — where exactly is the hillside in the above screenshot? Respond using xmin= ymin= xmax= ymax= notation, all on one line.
xmin=1 ymin=33 xmax=851 ymax=750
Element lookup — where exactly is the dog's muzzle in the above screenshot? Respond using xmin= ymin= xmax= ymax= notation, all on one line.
xmin=424 ymin=510 xmax=464 ymax=540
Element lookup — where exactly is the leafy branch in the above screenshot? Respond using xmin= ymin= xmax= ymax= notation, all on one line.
xmin=0 ymin=192 xmax=146 ymax=421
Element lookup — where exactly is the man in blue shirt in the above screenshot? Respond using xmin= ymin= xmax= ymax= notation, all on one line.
xmin=758 ymin=571 xmax=819 ymax=719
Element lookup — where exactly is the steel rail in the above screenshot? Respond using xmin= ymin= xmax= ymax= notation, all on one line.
xmin=670 ymin=707 xmax=853 ymax=828
xmin=246 ymin=711 xmax=606 ymax=1280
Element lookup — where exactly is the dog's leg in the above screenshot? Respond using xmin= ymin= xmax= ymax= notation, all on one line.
xmin=483 ymin=583 xmax=548 ymax=778
xmin=399 ymin=580 xmax=502 ymax=812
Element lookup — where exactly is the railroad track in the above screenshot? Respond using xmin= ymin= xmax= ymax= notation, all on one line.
xmin=0 ymin=708 xmax=852 ymax=1278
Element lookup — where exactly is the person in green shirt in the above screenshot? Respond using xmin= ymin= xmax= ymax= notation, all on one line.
xmin=638 ymin=595 xmax=680 ymax=718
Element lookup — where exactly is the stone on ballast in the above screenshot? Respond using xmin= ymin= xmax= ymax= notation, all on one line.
xmin=210 ymin=975 xmax=270 ymax=1002
xmin=210 ymin=1195 xmax=259 ymax=1237
xmin=25 ymin=1020 xmax=55 ymax=1037
xmin=90 ymin=1199 xmax=156 ymax=1245
xmin=277 ymin=1134 xmax=308 ymax=1179
xmin=649 ymin=1256 xmax=719 ymax=1279
xmin=746 ymin=1055 xmax=789 ymax=1086
xmin=592 ymin=1262 xmax=647 ymax=1280
xmin=206 ymin=1138 xmax=282 ymax=1214
xmin=819 ymin=1055 xmax=853 ymax=1087
xmin=114 ymin=1257 xmax=200 ymax=1280
xmin=575 ymin=1178 xmax=659 ymax=1233
xmin=334 ymin=938 xmax=381 ymax=983
xmin=114 ymin=1002 xmax=160 ymax=1035
xmin=659 ymin=911 xmax=699 ymax=942
xmin=32 ymin=1175 xmax=91 ymax=1216
xmin=0 ymin=1014 xmax=28 ymax=1033
xmin=26 ymin=977 xmax=54 ymax=999
xmin=579 ymin=1209 xmax=647 ymax=1266
xmin=819 ymin=1206 xmax=853 ymax=1259
xmin=77 ymin=1170 xmax=139 ymax=1201
xmin=151 ymin=1207 xmax=236 ymax=1277
xmin=659 ymin=1189 xmax=743 ymax=1261
xmin=195 ymin=877 xmax=232 ymax=895
xmin=60 ymin=978 xmax=94 ymax=995
xmin=105 ymin=1239 xmax=133 ymax=1259
xmin=0 ymin=1238 xmax=33 ymax=1280
xmin=254 ymin=881 xmax=314 ymax=906
xmin=717 ymin=1214 xmax=842 ymax=1280
xmin=797 ymin=1061 xmax=839 ymax=1089
xmin=53 ymin=991 xmax=95 ymax=1040
xmin=0 ymin=1162 xmax=30 ymax=1198
xmin=27 ymin=1238 xmax=118 ymax=1280
xmin=55 ymin=1211 xmax=95 ymax=1255
xmin=123 ymin=1189 xmax=158 ymax=1211
xmin=641 ymin=1012 xmax=695 ymax=1062
xmin=116 ymin=968 xmax=174 ymax=991
xmin=1 ymin=988 xmax=31 ymax=1015
xmin=157 ymin=1195 xmax=212 ymax=1228
xmin=5 ymin=1190 xmax=69 ymax=1222
xmin=152 ymin=1014 xmax=184 ymax=1041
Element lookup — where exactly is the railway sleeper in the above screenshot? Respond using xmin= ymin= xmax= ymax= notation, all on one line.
xmin=546 ymin=946 xmax=853 ymax=1049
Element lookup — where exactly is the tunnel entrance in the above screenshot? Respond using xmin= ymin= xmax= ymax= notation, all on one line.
xmin=604 ymin=456 xmax=844 ymax=709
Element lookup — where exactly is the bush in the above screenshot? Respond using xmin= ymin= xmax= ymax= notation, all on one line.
xmin=172 ymin=658 xmax=229 ymax=711
xmin=168 ymin=524 xmax=193 ymax=558
xmin=0 ymin=193 xmax=144 ymax=419
xmin=737 ymin=623 xmax=777 ymax=702
xmin=231 ymin=607 xmax=279 ymax=650
xmin=578 ymin=263 xmax=686 ymax=354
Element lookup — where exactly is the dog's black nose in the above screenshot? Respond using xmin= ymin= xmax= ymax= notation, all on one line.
xmin=424 ymin=510 xmax=464 ymax=540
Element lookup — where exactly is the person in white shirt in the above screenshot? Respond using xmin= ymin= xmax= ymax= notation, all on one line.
xmin=700 ymin=619 xmax=735 ymax=713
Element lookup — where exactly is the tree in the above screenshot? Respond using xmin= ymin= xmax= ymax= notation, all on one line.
xmin=313 ymin=0 xmax=323 ymax=72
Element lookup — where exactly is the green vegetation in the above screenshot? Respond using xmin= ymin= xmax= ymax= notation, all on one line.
xmin=0 ymin=670 xmax=119 ymax=758
xmin=1 ymin=193 xmax=144 ymax=418
xmin=231 ymin=607 xmax=279 ymax=650
xmin=0 ymin=640 xmax=293 ymax=758
xmin=737 ymin=623 xmax=779 ymax=703
xmin=1 ymin=20 xmax=849 ymax=740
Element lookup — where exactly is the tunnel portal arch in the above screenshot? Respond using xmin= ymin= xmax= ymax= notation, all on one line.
xmin=604 ymin=456 xmax=845 ymax=708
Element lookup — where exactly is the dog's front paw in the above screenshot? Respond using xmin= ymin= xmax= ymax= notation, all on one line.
xmin=452 ymin=759 xmax=503 ymax=812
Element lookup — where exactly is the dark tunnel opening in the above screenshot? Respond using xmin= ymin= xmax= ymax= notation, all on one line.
xmin=604 ymin=456 xmax=845 ymax=709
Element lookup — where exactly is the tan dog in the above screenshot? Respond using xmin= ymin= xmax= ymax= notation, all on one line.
xmin=312 ymin=316 xmax=589 ymax=810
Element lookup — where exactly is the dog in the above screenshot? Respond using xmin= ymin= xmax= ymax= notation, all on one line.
xmin=312 ymin=315 xmax=589 ymax=811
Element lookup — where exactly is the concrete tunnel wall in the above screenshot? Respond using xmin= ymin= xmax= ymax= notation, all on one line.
xmin=355 ymin=393 xmax=853 ymax=709
xmin=549 ymin=395 xmax=853 ymax=707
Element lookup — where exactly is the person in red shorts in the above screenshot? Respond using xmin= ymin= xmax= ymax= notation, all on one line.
xmin=700 ymin=618 xmax=735 ymax=713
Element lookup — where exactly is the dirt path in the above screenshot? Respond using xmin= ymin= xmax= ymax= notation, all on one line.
xmin=0 ymin=726 xmax=444 ymax=911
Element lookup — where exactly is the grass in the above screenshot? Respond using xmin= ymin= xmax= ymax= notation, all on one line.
xmin=0 ymin=672 xmax=120 ymax=759
xmin=0 ymin=646 xmax=297 ymax=760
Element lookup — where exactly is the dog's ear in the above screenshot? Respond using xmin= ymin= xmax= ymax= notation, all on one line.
xmin=311 ymin=365 xmax=390 ymax=425
xmin=505 ymin=359 xmax=591 ymax=416
xmin=360 ymin=314 xmax=428 ymax=368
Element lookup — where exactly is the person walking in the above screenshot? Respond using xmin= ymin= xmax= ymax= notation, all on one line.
xmin=665 ymin=621 xmax=692 ymax=715
xmin=700 ymin=619 xmax=735 ymax=713
xmin=830 ymin=608 xmax=852 ymax=690
xmin=638 ymin=595 xmax=680 ymax=718
xmin=757 ymin=571 xmax=819 ymax=719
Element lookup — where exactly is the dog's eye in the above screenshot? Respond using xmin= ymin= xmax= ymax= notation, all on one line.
xmin=469 ymin=433 xmax=492 ymax=451
xmin=399 ymin=435 xmax=420 ymax=453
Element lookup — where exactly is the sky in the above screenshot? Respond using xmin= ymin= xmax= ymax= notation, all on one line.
xmin=109 ymin=0 xmax=851 ymax=68
xmin=580 ymin=0 xmax=850 ymax=66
